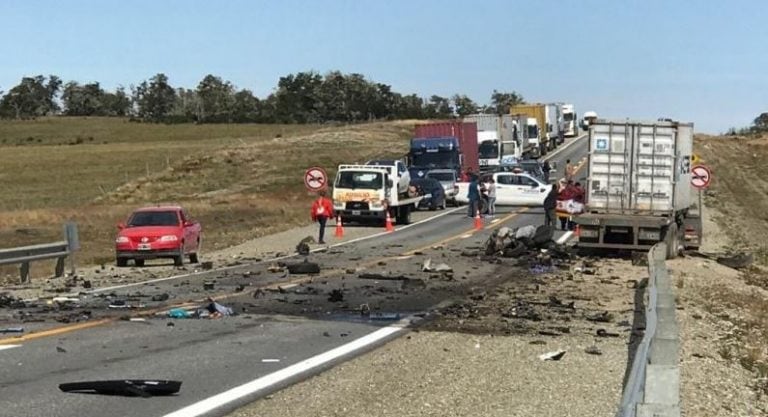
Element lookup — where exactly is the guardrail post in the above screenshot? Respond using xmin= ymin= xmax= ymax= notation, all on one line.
xmin=20 ymin=262 xmax=30 ymax=284
xmin=64 ymin=222 xmax=79 ymax=276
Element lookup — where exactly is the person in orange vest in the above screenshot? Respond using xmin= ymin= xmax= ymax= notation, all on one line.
xmin=310 ymin=190 xmax=334 ymax=244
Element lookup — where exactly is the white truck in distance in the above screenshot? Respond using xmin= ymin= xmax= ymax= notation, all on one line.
xmin=562 ymin=104 xmax=577 ymax=137
xmin=366 ymin=159 xmax=410 ymax=195
xmin=332 ymin=164 xmax=428 ymax=225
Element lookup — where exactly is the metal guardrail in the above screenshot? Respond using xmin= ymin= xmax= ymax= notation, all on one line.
xmin=616 ymin=243 xmax=681 ymax=417
xmin=0 ymin=223 xmax=79 ymax=283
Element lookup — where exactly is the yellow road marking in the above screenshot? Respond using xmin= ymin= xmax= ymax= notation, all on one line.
xmin=0 ymin=208 xmax=532 ymax=344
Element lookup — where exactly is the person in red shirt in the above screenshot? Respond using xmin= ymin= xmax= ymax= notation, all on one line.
xmin=310 ymin=190 xmax=334 ymax=244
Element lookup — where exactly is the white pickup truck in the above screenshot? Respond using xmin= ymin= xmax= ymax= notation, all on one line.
xmin=333 ymin=164 xmax=428 ymax=225
xmin=455 ymin=172 xmax=552 ymax=207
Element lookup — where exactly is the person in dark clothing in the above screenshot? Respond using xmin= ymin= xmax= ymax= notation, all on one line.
xmin=543 ymin=185 xmax=559 ymax=227
xmin=542 ymin=160 xmax=551 ymax=183
xmin=467 ymin=174 xmax=480 ymax=217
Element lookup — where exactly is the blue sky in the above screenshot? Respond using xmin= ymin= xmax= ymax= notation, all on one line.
xmin=1 ymin=0 xmax=766 ymax=133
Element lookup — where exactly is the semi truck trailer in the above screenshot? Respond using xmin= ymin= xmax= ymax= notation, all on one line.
xmin=574 ymin=119 xmax=702 ymax=258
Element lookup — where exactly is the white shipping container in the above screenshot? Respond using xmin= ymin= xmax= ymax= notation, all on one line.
xmin=464 ymin=114 xmax=514 ymax=141
xmin=585 ymin=120 xmax=693 ymax=215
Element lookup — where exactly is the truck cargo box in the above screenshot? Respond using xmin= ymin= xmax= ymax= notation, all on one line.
xmin=414 ymin=121 xmax=479 ymax=174
xmin=585 ymin=119 xmax=693 ymax=215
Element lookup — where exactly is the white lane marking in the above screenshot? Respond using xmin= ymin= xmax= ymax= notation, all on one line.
xmin=490 ymin=218 xmax=500 ymax=224
xmin=89 ymin=207 xmax=464 ymax=295
xmin=394 ymin=255 xmax=414 ymax=260
xmin=161 ymin=324 xmax=406 ymax=417
xmin=460 ymin=234 xmax=473 ymax=239
xmin=556 ymin=231 xmax=574 ymax=244
xmin=542 ymin=133 xmax=588 ymax=161
xmin=0 ymin=345 xmax=21 ymax=351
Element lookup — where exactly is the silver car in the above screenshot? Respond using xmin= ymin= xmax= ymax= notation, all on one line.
xmin=425 ymin=169 xmax=458 ymax=206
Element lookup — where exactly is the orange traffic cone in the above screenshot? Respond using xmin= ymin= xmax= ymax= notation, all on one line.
xmin=474 ymin=209 xmax=483 ymax=230
xmin=335 ymin=216 xmax=344 ymax=238
xmin=385 ymin=212 xmax=395 ymax=232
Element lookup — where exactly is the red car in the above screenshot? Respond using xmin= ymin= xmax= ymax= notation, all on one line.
xmin=115 ymin=206 xmax=202 ymax=267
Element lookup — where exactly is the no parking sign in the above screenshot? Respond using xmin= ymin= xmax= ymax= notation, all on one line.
xmin=691 ymin=165 xmax=711 ymax=189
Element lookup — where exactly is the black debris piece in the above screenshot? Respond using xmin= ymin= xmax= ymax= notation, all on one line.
xmin=716 ymin=252 xmax=753 ymax=269
xmin=327 ymin=289 xmax=344 ymax=303
xmin=286 ymin=260 xmax=321 ymax=274
xmin=151 ymin=293 xmax=170 ymax=302
xmin=586 ymin=311 xmax=613 ymax=323
xmin=59 ymin=380 xmax=182 ymax=397
xmin=585 ymin=346 xmax=603 ymax=355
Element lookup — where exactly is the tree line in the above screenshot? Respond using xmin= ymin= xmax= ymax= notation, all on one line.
xmin=0 ymin=72 xmax=524 ymax=124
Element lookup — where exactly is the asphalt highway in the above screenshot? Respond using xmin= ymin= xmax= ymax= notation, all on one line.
xmin=0 ymin=135 xmax=588 ymax=417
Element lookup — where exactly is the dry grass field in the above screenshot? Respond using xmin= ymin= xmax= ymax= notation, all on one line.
xmin=692 ymin=134 xmax=768 ymax=396
xmin=0 ymin=118 xmax=414 ymax=272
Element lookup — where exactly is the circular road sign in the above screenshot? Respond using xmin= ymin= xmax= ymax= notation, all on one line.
xmin=691 ymin=164 xmax=711 ymax=189
xmin=304 ymin=167 xmax=328 ymax=191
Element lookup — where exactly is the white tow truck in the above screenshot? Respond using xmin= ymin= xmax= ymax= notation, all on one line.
xmin=332 ymin=164 xmax=429 ymax=225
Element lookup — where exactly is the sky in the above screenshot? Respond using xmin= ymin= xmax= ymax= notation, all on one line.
xmin=0 ymin=0 xmax=766 ymax=133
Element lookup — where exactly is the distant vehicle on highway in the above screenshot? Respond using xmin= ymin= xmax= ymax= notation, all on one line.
xmin=115 ymin=206 xmax=201 ymax=267
xmin=410 ymin=177 xmax=447 ymax=211
xmin=424 ymin=169 xmax=458 ymax=206
xmin=492 ymin=159 xmax=547 ymax=181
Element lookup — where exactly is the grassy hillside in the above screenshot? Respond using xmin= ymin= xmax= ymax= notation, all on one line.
xmin=0 ymin=117 xmax=414 ymax=269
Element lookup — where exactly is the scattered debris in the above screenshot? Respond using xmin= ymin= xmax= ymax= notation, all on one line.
xmin=167 ymin=308 xmax=193 ymax=319
xmin=539 ymin=350 xmax=566 ymax=361
xmin=596 ymin=328 xmax=621 ymax=338
xmin=261 ymin=359 xmax=280 ymax=363
xmin=56 ymin=346 xmax=67 ymax=353
xmin=585 ymin=346 xmax=603 ymax=355
xmin=203 ymin=281 xmax=215 ymax=291
xmin=359 ymin=273 xmax=411 ymax=281
xmin=267 ymin=264 xmax=283 ymax=273
xmin=586 ymin=311 xmax=613 ymax=323
xmin=201 ymin=261 xmax=214 ymax=270
xmin=52 ymin=297 xmax=80 ymax=304
xmin=421 ymin=259 xmax=452 ymax=273
xmin=204 ymin=298 xmax=234 ymax=318
xmin=0 ymin=327 xmax=24 ymax=334
xmin=235 ymin=284 xmax=245 ymax=292
xmin=328 ymin=289 xmax=344 ymax=303
xmin=151 ymin=293 xmax=169 ymax=302
xmin=285 ymin=260 xmax=321 ymax=274
xmin=296 ymin=239 xmax=311 ymax=256
xmin=59 ymin=379 xmax=182 ymax=397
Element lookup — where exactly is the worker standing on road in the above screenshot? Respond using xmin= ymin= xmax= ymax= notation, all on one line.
xmin=486 ymin=177 xmax=497 ymax=217
xmin=310 ymin=190 xmax=334 ymax=244
xmin=543 ymin=185 xmax=558 ymax=227
xmin=467 ymin=173 xmax=480 ymax=218
xmin=542 ymin=160 xmax=551 ymax=183
xmin=565 ymin=159 xmax=574 ymax=181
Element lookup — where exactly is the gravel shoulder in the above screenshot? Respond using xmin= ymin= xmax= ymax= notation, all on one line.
xmin=668 ymin=203 xmax=768 ymax=416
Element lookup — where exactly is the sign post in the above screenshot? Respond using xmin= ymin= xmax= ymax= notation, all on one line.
xmin=304 ymin=167 xmax=328 ymax=192
xmin=691 ymin=165 xmax=711 ymax=189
